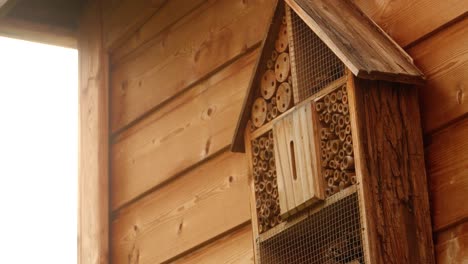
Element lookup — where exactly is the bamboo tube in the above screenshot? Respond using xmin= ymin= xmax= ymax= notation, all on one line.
xmin=266 ymin=112 xmax=272 ymax=122
xmin=332 ymin=114 xmax=339 ymax=124
xmin=332 ymin=103 xmax=338 ymax=112
xmin=342 ymin=94 xmax=348 ymax=104
xmin=264 ymin=138 xmax=270 ymax=151
xmin=267 ymin=59 xmax=274 ymax=69
xmin=325 ymin=188 xmax=333 ymax=197
xmin=266 ymin=181 xmax=273 ymax=195
xmin=272 ymin=170 xmax=277 ymax=178
xmin=329 ymin=185 xmax=338 ymax=195
xmin=269 ymin=158 xmax=275 ymax=169
xmin=328 ymin=159 xmax=336 ymax=169
xmin=321 ymin=141 xmax=326 ymax=150
xmin=330 ymin=123 xmax=335 ymax=133
xmin=338 ymin=149 xmax=345 ymax=160
xmin=262 ymin=160 xmax=268 ymax=171
xmin=325 ymin=169 xmax=333 ymax=178
xmin=330 ymin=92 xmax=337 ymax=104
xmin=316 ymin=102 xmax=325 ymax=112
xmin=343 ymin=104 xmax=349 ymax=115
xmin=345 ymin=115 xmax=350 ymax=124
xmin=328 ymin=177 xmax=335 ymax=187
xmin=268 ymin=130 xmax=273 ymax=140
xmin=252 ymin=145 xmax=260 ymax=156
xmin=341 ymin=85 xmax=347 ymax=94
xmin=336 ymin=90 xmax=343 ymax=101
xmin=272 ymin=179 xmax=277 ymax=188
xmin=324 ymin=113 xmax=331 ymax=124
xmin=339 ymin=129 xmax=346 ymax=142
xmin=345 ymin=124 xmax=351 ymax=135
xmin=338 ymin=181 xmax=347 ymax=191
xmin=263 ymin=207 xmax=270 ymax=219
xmin=272 ymin=189 xmax=278 ymax=199
xmin=265 ymin=198 xmax=272 ymax=208
xmin=272 ymin=50 xmax=278 ymax=60
xmin=346 ymin=135 xmax=352 ymax=144
xmin=319 ymin=113 xmax=324 ymax=122
xmin=253 ymin=157 xmax=258 ymax=166
xmin=330 ymin=140 xmax=340 ymax=154
xmin=256 ymin=198 xmax=261 ymax=209
xmin=345 ymin=143 xmax=353 ymax=156
xmin=265 ymin=171 xmax=272 ymax=179
xmin=258 ymin=181 xmax=266 ymax=192
xmin=255 ymin=184 xmax=260 ymax=193
xmin=338 ymin=116 xmax=345 ymax=128
xmin=269 ymin=217 xmax=276 ymax=227
xmin=322 ymin=158 xmax=329 ymax=168
xmin=271 ymin=97 xmax=277 ymax=106
xmin=333 ymin=170 xmax=341 ymax=182
xmin=351 ymin=175 xmax=357 ymax=185
xmin=341 ymin=171 xmax=350 ymax=183
xmin=260 ymin=150 xmax=266 ymax=160
xmin=258 ymin=224 xmax=264 ymax=233
xmin=321 ymin=128 xmax=330 ymax=140
xmin=271 ymin=106 xmax=278 ymax=118
xmin=334 ymin=154 xmax=341 ymax=162
xmin=337 ymin=103 xmax=344 ymax=113
xmin=324 ymin=95 xmax=330 ymax=105
xmin=341 ymin=156 xmax=355 ymax=170
xmin=258 ymin=137 xmax=266 ymax=149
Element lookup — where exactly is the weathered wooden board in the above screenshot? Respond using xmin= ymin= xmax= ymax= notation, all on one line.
xmin=435 ymin=221 xmax=468 ymax=263
xmin=110 ymin=0 xmax=205 ymax=64
xmin=273 ymin=102 xmax=323 ymax=216
xmin=426 ymin=116 xmax=468 ymax=231
xmin=102 ymin=0 xmax=166 ymax=49
xmin=285 ymin=0 xmax=424 ymax=84
xmin=408 ymin=17 xmax=468 ymax=134
xmin=111 ymin=50 xmax=258 ymax=209
xmin=171 ymin=225 xmax=254 ymax=264
xmin=78 ymin=0 xmax=108 ymax=263
xmin=353 ymin=0 xmax=468 ymax=47
xmin=111 ymin=152 xmax=251 ymax=264
xmin=110 ymin=0 xmax=274 ymax=132
xmin=349 ymin=77 xmax=434 ymax=263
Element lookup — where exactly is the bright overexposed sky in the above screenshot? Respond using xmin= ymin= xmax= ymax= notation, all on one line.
xmin=0 ymin=37 xmax=77 ymax=263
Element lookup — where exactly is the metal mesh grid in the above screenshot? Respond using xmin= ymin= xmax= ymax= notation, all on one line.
xmin=257 ymin=187 xmax=365 ymax=264
xmin=252 ymin=131 xmax=283 ymax=233
xmin=287 ymin=7 xmax=345 ymax=104
xmin=314 ymin=84 xmax=356 ymax=198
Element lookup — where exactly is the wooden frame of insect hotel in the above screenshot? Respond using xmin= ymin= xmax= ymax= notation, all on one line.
xmin=231 ymin=0 xmax=435 ymax=263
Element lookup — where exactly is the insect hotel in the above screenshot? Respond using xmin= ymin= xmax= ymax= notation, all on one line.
xmin=231 ymin=0 xmax=435 ymax=263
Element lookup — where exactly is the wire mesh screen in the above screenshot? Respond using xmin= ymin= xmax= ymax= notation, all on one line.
xmin=257 ymin=188 xmax=365 ymax=264
xmin=287 ymin=7 xmax=345 ymax=104
xmin=252 ymin=131 xmax=283 ymax=233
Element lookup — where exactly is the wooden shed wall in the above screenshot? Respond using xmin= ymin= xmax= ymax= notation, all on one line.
xmin=77 ymin=0 xmax=468 ymax=263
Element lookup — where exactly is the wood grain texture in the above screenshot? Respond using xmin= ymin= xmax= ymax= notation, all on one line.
xmin=110 ymin=0 xmax=274 ymax=132
xmin=78 ymin=0 xmax=109 ymax=263
xmin=110 ymin=0 xmax=205 ymax=64
xmin=353 ymin=0 xmax=468 ymax=47
xmin=408 ymin=17 xmax=468 ymax=134
xmin=111 ymin=50 xmax=258 ymax=209
xmin=435 ymin=220 xmax=468 ymax=263
xmin=171 ymin=225 xmax=254 ymax=264
xmin=426 ymin=116 xmax=468 ymax=231
xmin=0 ymin=17 xmax=76 ymax=48
xmin=285 ymin=0 xmax=424 ymax=84
xmin=349 ymin=77 xmax=434 ymax=263
xmin=102 ymin=0 xmax=166 ymax=49
xmin=111 ymin=152 xmax=251 ymax=264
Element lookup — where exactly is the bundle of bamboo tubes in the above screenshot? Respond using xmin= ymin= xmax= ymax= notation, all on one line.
xmin=251 ymin=16 xmax=293 ymax=131
xmin=315 ymin=85 xmax=356 ymax=197
xmin=252 ymin=131 xmax=282 ymax=233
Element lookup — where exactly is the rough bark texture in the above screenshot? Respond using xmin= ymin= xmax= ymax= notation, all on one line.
xmin=350 ymin=77 xmax=435 ymax=263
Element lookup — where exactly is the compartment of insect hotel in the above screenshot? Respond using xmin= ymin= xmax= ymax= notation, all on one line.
xmin=233 ymin=0 xmax=435 ymax=263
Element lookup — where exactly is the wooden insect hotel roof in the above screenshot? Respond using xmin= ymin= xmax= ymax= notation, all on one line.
xmin=231 ymin=0 xmax=425 ymax=153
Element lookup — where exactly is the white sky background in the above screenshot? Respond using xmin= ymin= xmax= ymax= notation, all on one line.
xmin=0 ymin=37 xmax=77 ymax=263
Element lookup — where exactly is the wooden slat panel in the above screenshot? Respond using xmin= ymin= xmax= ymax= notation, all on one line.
xmin=353 ymin=0 xmax=468 ymax=47
xmin=111 ymin=152 xmax=251 ymax=264
xmin=102 ymin=0 xmax=165 ymax=49
xmin=286 ymin=0 xmax=424 ymax=84
xmin=78 ymin=0 xmax=108 ymax=263
xmin=111 ymin=50 xmax=258 ymax=209
xmin=426 ymin=116 xmax=468 ymax=231
xmin=110 ymin=0 xmax=205 ymax=64
xmin=172 ymin=225 xmax=254 ymax=264
xmin=110 ymin=0 xmax=274 ymax=132
xmin=435 ymin=221 xmax=468 ymax=263
xmin=408 ymin=17 xmax=468 ymax=134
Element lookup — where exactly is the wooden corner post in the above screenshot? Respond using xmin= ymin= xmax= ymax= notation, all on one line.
xmin=78 ymin=0 xmax=109 ymax=263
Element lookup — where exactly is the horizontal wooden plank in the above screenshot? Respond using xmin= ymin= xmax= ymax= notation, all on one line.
xmin=435 ymin=221 xmax=468 ymax=263
xmin=110 ymin=0 xmax=274 ymax=132
xmin=426 ymin=116 xmax=468 ymax=231
xmin=408 ymin=17 xmax=468 ymax=134
xmin=110 ymin=0 xmax=205 ymax=64
xmin=0 ymin=17 xmax=76 ymax=48
xmin=286 ymin=0 xmax=424 ymax=84
xmin=111 ymin=152 xmax=251 ymax=264
xmin=102 ymin=0 xmax=165 ymax=49
xmin=172 ymin=225 xmax=254 ymax=264
xmin=353 ymin=0 xmax=468 ymax=47
xmin=111 ymin=50 xmax=258 ymax=209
